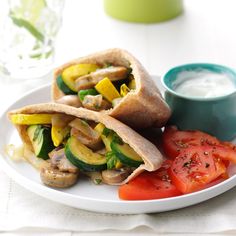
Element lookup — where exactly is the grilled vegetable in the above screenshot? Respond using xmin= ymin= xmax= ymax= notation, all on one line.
xmin=78 ymin=88 xmax=99 ymax=101
xmin=49 ymin=148 xmax=78 ymax=173
xmin=111 ymin=141 xmax=143 ymax=167
xmin=102 ymin=168 xmax=132 ymax=184
xmin=51 ymin=114 xmax=73 ymax=147
xmin=65 ymin=136 xmax=107 ymax=171
xmin=120 ymin=84 xmax=130 ymax=97
xmin=56 ymin=75 xmax=77 ymax=95
xmin=95 ymin=77 xmax=121 ymax=102
xmin=128 ymin=79 xmax=136 ymax=90
xmin=94 ymin=123 xmax=112 ymax=151
xmin=10 ymin=114 xmax=52 ymax=125
xmin=69 ymin=118 xmax=102 ymax=150
xmin=75 ymin=66 xmax=128 ymax=91
xmin=40 ymin=165 xmax=78 ymax=188
xmin=94 ymin=124 xmax=123 ymax=169
xmin=27 ymin=125 xmax=55 ymax=160
xmin=61 ymin=64 xmax=99 ymax=92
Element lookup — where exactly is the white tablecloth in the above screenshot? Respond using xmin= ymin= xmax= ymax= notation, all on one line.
xmin=1 ymin=160 xmax=236 ymax=235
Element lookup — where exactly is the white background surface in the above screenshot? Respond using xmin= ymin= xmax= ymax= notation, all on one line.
xmin=1 ymin=0 xmax=236 ymax=235
xmin=56 ymin=0 xmax=236 ymax=76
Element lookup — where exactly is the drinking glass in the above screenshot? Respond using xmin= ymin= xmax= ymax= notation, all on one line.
xmin=0 ymin=0 xmax=64 ymax=79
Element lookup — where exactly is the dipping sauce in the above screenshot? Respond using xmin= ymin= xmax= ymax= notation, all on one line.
xmin=173 ymin=69 xmax=236 ymax=98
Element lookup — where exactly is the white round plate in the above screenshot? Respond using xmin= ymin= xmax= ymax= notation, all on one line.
xmin=1 ymin=83 xmax=236 ymax=214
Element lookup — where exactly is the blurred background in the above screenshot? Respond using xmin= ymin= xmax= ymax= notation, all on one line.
xmin=0 ymin=0 xmax=236 ymax=77
xmin=54 ymin=0 xmax=236 ymax=76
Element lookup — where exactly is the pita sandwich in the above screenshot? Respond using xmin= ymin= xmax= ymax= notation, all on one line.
xmin=8 ymin=103 xmax=163 ymax=187
xmin=52 ymin=48 xmax=171 ymax=129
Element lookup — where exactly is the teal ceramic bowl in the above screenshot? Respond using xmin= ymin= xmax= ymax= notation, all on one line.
xmin=162 ymin=63 xmax=236 ymax=141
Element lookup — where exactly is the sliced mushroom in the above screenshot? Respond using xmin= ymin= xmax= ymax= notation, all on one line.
xmin=75 ymin=66 xmax=129 ymax=91
xmin=93 ymin=66 xmax=129 ymax=81
xmin=69 ymin=118 xmax=103 ymax=151
xmin=56 ymin=95 xmax=82 ymax=108
xmin=82 ymin=94 xmax=112 ymax=111
xmin=71 ymin=127 xmax=103 ymax=151
xmin=49 ymin=148 xmax=78 ymax=173
xmin=40 ymin=166 xmax=79 ymax=188
xmin=69 ymin=118 xmax=99 ymax=139
xmin=75 ymin=78 xmax=94 ymax=91
xmin=96 ymin=148 xmax=107 ymax=155
xmin=82 ymin=94 xmax=102 ymax=110
xmin=84 ymin=171 xmax=103 ymax=185
xmin=102 ymin=168 xmax=133 ymax=184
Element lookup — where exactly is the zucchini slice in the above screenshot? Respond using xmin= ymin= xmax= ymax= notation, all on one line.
xmin=56 ymin=75 xmax=77 ymax=95
xmin=111 ymin=141 xmax=143 ymax=167
xmin=65 ymin=136 xmax=107 ymax=171
xmin=27 ymin=125 xmax=55 ymax=160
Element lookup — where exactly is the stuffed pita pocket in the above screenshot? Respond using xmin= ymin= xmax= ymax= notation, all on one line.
xmin=52 ymin=48 xmax=171 ymax=128
xmin=8 ymin=103 xmax=163 ymax=188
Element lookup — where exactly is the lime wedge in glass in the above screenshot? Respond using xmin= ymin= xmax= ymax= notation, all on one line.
xmin=11 ymin=0 xmax=47 ymax=24
xmin=9 ymin=0 xmax=47 ymax=42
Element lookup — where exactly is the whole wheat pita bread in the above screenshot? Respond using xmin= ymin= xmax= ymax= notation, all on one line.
xmin=52 ymin=48 xmax=171 ymax=129
xmin=8 ymin=103 xmax=164 ymax=185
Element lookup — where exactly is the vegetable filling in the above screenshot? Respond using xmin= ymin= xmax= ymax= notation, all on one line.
xmin=11 ymin=113 xmax=143 ymax=187
xmin=56 ymin=63 xmax=135 ymax=111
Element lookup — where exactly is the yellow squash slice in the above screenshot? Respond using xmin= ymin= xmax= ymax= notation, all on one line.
xmin=51 ymin=126 xmax=70 ymax=147
xmin=128 ymin=79 xmax=136 ymax=90
xmin=120 ymin=84 xmax=130 ymax=97
xmin=95 ymin=77 xmax=121 ymax=102
xmin=51 ymin=114 xmax=73 ymax=147
xmin=62 ymin=64 xmax=99 ymax=92
xmin=10 ymin=114 xmax=52 ymax=125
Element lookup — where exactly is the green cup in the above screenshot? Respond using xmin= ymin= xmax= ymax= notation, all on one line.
xmin=162 ymin=63 xmax=236 ymax=141
xmin=103 ymin=0 xmax=183 ymax=23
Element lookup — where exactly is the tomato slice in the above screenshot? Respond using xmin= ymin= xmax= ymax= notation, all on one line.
xmin=169 ymin=146 xmax=227 ymax=194
xmin=221 ymin=141 xmax=236 ymax=150
xmin=162 ymin=126 xmax=220 ymax=159
xmin=118 ymin=160 xmax=182 ymax=200
xmin=212 ymin=145 xmax=236 ymax=164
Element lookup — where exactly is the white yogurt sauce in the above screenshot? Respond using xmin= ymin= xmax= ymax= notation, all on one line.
xmin=173 ymin=69 xmax=236 ymax=98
